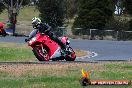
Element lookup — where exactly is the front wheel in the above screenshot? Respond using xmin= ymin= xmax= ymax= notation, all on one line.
xmin=65 ymin=47 xmax=76 ymax=61
xmin=33 ymin=46 xmax=50 ymax=61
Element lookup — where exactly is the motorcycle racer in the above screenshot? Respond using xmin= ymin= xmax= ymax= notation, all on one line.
xmin=26 ymin=17 xmax=70 ymax=54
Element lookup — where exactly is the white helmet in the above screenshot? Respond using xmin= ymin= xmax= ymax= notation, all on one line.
xmin=32 ymin=17 xmax=42 ymax=26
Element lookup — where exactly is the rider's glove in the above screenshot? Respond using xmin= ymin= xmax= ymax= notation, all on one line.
xmin=25 ymin=39 xmax=29 ymax=42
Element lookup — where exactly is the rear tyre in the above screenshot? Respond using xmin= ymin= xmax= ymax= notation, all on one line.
xmin=65 ymin=47 xmax=76 ymax=61
xmin=33 ymin=46 xmax=50 ymax=61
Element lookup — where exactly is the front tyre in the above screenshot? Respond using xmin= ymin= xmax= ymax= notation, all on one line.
xmin=33 ymin=46 xmax=50 ymax=61
xmin=65 ymin=47 xmax=76 ymax=61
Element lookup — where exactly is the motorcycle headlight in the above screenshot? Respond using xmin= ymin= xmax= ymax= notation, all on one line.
xmin=29 ymin=37 xmax=36 ymax=45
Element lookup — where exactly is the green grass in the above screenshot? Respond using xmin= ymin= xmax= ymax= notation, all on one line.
xmin=0 ymin=62 xmax=131 ymax=88
xmin=0 ymin=42 xmax=87 ymax=61
xmin=0 ymin=47 xmax=34 ymax=61
xmin=0 ymin=42 xmax=131 ymax=88
xmin=0 ymin=42 xmax=35 ymax=61
xmin=0 ymin=76 xmax=77 ymax=88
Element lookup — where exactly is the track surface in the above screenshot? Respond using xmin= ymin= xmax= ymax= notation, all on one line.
xmin=0 ymin=36 xmax=132 ymax=61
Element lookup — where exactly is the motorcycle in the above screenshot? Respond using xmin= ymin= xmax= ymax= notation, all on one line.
xmin=25 ymin=31 xmax=76 ymax=61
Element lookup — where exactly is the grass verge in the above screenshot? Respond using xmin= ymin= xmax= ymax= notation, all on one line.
xmin=0 ymin=42 xmax=88 ymax=61
xmin=0 ymin=42 xmax=131 ymax=88
xmin=0 ymin=62 xmax=131 ymax=88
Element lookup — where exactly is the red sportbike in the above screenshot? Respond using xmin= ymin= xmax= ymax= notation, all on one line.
xmin=26 ymin=31 xmax=76 ymax=61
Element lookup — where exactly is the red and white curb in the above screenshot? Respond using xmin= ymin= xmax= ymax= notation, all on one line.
xmin=77 ymin=51 xmax=98 ymax=60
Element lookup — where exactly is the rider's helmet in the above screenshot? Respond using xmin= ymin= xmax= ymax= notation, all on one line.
xmin=32 ymin=17 xmax=42 ymax=29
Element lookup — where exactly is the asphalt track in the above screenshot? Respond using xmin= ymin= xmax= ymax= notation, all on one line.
xmin=0 ymin=36 xmax=132 ymax=61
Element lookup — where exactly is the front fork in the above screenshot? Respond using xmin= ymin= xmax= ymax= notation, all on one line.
xmin=41 ymin=46 xmax=45 ymax=53
xmin=40 ymin=44 xmax=48 ymax=56
xmin=32 ymin=44 xmax=46 ymax=56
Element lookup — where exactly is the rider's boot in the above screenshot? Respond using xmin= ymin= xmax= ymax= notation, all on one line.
xmin=63 ymin=45 xmax=71 ymax=55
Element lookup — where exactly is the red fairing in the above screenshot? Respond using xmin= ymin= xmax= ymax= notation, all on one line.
xmin=30 ymin=33 xmax=59 ymax=57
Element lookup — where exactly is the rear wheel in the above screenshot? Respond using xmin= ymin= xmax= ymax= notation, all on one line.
xmin=33 ymin=46 xmax=50 ymax=61
xmin=65 ymin=47 xmax=76 ymax=61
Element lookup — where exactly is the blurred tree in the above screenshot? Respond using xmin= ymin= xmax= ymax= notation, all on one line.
xmin=105 ymin=18 xmax=129 ymax=31
xmin=72 ymin=0 xmax=115 ymax=35
xmin=36 ymin=0 xmax=66 ymax=29
xmin=22 ymin=0 xmax=31 ymax=6
xmin=0 ymin=0 xmax=30 ymax=35
xmin=66 ymin=0 xmax=78 ymax=19
xmin=124 ymin=0 xmax=132 ymax=15
xmin=129 ymin=20 xmax=132 ymax=30
xmin=124 ymin=0 xmax=132 ymax=31
xmin=0 ymin=2 xmax=5 ymax=14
